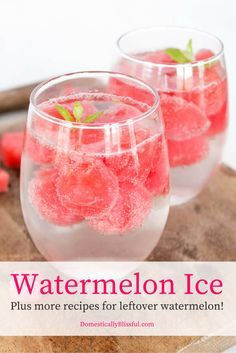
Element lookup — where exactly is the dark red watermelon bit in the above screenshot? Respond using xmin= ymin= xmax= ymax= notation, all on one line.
xmin=0 ymin=168 xmax=10 ymax=193
xmin=1 ymin=132 xmax=24 ymax=168
xmin=29 ymin=168 xmax=83 ymax=226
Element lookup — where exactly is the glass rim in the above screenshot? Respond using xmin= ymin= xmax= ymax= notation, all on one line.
xmin=30 ymin=70 xmax=160 ymax=129
xmin=117 ymin=25 xmax=224 ymax=68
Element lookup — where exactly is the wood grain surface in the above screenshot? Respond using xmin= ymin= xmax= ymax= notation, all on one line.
xmin=0 ymin=83 xmax=39 ymax=113
xmin=0 ymin=111 xmax=235 ymax=353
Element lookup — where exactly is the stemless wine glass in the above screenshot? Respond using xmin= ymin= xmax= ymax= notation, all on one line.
xmin=113 ymin=27 xmax=228 ymax=205
xmin=20 ymin=71 xmax=170 ymax=261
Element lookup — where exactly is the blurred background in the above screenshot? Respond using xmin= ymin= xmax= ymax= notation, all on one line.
xmin=0 ymin=0 xmax=235 ymax=169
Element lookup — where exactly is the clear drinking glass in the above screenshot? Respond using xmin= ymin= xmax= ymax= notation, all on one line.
xmin=20 ymin=71 xmax=170 ymax=261
xmin=113 ymin=27 xmax=228 ymax=205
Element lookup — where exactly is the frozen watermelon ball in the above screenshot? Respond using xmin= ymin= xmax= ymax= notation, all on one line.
xmin=190 ymin=66 xmax=227 ymax=118
xmin=207 ymin=100 xmax=228 ymax=136
xmin=27 ymin=100 xmax=99 ymax=165
xmin=1 ymin=132 xmax=24 ymax=168
xmin=98 ymin=102 xmax=142 ymax=124
xmin=25 ymin=132 xmax=56 ymax=165
xmin=145 ymin=136 xmax=169 ymax=196
xmin=141 ymin=50 xmax=175 ymax=64
xmin=0 ymin=168 xmax=10 ymax=193
xmin=105 ymin=127 xmax=156 ymax=185
xmin=89 ymin=182 xmax=152 ymax=235
xmin=56 ymin=158 xmax=119 ymax=218
xmin=29 ymin=168 xmax=83 ymax=226
xmin=167 ymin=135 xmax=209 ymax=167
xmin=195 ymin=49 xmax=215 ymax=61
xmin=160 ymin=94 xmax=210 ymax=141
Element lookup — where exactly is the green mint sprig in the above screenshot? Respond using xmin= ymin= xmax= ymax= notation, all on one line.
xmin=73 ymin=101 xmax=84 ymax=122
xmin=165 ymin=39 xmax=195 ymax=64
xmin=55 ymin=101 xmax=103 ymax=124
xmin=55 ymin=104 xmax=74 ymax=122
xmin=83 ymin=111 xmax=103 ymax=124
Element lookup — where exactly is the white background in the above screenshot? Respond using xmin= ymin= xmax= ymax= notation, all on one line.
xmin=0 ymin=0 xmax=235 ymax=170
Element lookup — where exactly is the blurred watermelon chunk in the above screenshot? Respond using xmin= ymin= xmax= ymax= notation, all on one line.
xmin=1 ymin=132 xmax=24 ymax=168
xmin=0 ymin=168 xmax=10 ymax=193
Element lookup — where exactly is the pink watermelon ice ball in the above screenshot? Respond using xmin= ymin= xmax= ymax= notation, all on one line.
xmin=89 ymin=182 xmax=152 ymax=234
xmin=104 ymin=127 xmax=156 ymax=185
xmin=25 ymin=132 xmax=56 ymax=165
xmin=207 ymin=100 xmax=228 ymax=136
xmin=167 ymin=135 xmax=209 ymax=167
xmin=160 ymin=94 xmax=210 ymax=141
xmin=56 ymin=158 xmax=119 ymax=218
xmin=141 ymin=50 xmax=176 ymax=64
xmin=1 ymin=132 xmax=24 ymax=168
xmin=98 ymin=102 xmax=142 ymax=123
xmin=190 ymin=66 xmax=227 ymax=117
xmin=27 ymin=100 xmax=98 ymax=165
xmin=145 ymin=136 xmax=170 ymax=196
xmin=29 ymin=168 xmax=83 ymax=226
xmin=195 ymin=49 xmax=215 ymax=61
xmin=108 ymin=77 xmax=155 ymax=106
xmin=0 ymin=168 xmax=10 ymax=193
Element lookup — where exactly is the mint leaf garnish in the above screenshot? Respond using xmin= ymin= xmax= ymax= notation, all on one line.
xmin=55 ymin=104 xmax=74 ymax=122
xmin=73 ymin=101 xmax=84 ymax=122
xmin=55 ymin=103 xmax=103 ymax=124
xmin=83 ymin=111 xmax=103 ymax=124
xmin=183 ymin=39 xmax=194 ymax=62
xmin=165 ymin=48 xmax=189 ymax=63
xmin=165 ymin=38 xmax=195 ymax=64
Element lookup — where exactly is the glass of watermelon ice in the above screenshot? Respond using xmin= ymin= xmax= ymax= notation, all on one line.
xmin=113 ymin=27 xmax=228 ymax=205
xmin=20 ymin=71 xmax=170 ymax=261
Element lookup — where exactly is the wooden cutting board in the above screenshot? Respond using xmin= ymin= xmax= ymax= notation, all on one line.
xmin=0 ymin=111 xmax=236 ymax=353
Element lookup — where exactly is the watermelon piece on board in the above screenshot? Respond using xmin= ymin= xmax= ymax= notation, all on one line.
xmin=0 ymin=168 xmax=10 ymax=193
xmin=1 ymin=132 xmax=24 ymax=168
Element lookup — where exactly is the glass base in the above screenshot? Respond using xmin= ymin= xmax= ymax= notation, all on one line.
xmin=170 ymin=132 xmax=225 ymax=207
